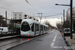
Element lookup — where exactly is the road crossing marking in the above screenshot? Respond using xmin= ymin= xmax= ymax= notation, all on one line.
xmin=51 ymin=46 xmax=71 ymax=49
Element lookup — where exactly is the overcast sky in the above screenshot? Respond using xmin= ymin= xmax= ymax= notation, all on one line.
xmin=0 ymin=0 xmax=75 ymax=27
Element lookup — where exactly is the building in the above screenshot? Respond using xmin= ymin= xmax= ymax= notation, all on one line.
xmin=66 ymin=7 xmax=75 ymax=21
xmin=13 ymin=12 xmax=38 ymax=21
xmin=66 ymin=7 xmax=75 ymax=30
xmin=13 ymin=12 xmax=30 ymax=19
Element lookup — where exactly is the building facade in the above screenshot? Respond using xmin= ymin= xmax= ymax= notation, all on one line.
xmin=13 ymin=12 xmax=30 ymax=19
xmin=66 ymin=7 xmax=75 ymax=21
xmin=66 ymin=7 xmax=75 ymax=30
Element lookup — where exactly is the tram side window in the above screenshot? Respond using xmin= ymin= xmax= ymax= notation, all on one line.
xmin=40 ymin=25 xmax=42 ymax=31
xmin=40 ymin=25 xmax=43 ymax=31
xmin=47 ymin=27 xmax=48 ymax=31
xmin=46 ymin=27 xmax=47 ymax=31
xmin=44 ymin=26 xmax=45 ymax=31
xmin=35 ymin=24 xmax=39 ymax=31
xmin=42 ymin=25 xmax=43 ymax=31
xmin=45 ymin=27 xmax=46 ymax=31
xmin=31 ymin=23 xmax=34 ymax=31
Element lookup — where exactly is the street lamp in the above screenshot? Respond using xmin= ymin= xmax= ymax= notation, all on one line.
xmin=5 ymin=11 xmax=7 ymax=27
xmin=38 ymin=13 xmax=43 ymax=23
xmin=55 ymin=0 xmax=73 ymax=39
xmin=55 ymin=3 xmax=70 ymax=6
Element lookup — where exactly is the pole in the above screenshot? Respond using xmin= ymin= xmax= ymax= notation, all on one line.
xmin=38 ymin=13 xmax=42 ymax=23
xmin=61 ymin=17 xmax=62 ymax=25
xmin=63 ymin=9 xmax=65 ymax=29
xmin=40 ymin=13 xmax=42 ymax=23
xmin=61 ymin=17 xmax=62 ymax=29
xmin=70 ymin=0 xmax=73 ymax=39
xmin=5 ymin=11 xmax=7 ymax=27
xmin=1 ymin=18 xmax=2 ymax=27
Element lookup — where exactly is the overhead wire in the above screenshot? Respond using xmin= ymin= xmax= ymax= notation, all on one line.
xmin=32 ymin=13 xmax=62 ymax=18
xmin=0 ymin=6 xmax=14 ymax=18
xmin=44 ymin=13 xmax=62 ymax=17
xmin=0 ymin=6 xmax=14 ymax=12
xmin=25 ymin=0 xmax=39 ymax=12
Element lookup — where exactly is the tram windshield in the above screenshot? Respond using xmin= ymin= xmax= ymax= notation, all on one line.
xmin=21 ymin=22 xmax=30 ymax=31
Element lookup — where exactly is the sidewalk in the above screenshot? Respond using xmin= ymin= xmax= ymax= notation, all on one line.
xmin=65 ymin=34 xmax=75 ymax=48
xmin=62 ymin=32 xmax=75 ymax=50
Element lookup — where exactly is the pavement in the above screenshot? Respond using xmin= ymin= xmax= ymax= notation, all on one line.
xmin=7 ymin=30 xmax=69 ymax=50
xmin=64 ymin=34 xmax=75 ymax=49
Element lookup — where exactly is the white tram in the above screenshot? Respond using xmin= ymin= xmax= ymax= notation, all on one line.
xmin=20 ymin=19 xmax=48 ymax=36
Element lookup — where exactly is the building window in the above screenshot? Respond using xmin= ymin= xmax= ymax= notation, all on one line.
xmin=19 ymin=14 xmax=21 ymax=16
xmin=19 ymin=17 xmax=21 ymax=19
xmin=15 ymin=17 xmax=16 ymax=19
xmin=15 ymin=14 xmax=16 ymax=16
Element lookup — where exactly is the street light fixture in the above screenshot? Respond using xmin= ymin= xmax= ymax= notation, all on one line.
xmin=55 ymin=0 xmax=73 ymax=39
xmin=55 ymin=3 xmax=70 ymax=6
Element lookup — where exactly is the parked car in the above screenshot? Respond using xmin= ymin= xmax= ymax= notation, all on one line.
xmin=64 ymin=28 xmax=70 ymax=36
xmin=0 ymin=27 xmax=8 ymax=34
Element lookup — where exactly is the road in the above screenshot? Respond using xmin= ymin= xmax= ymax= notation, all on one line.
xmin=8 ymin=30 xmax=70 ymax=50
xmin=0 ymin=36 xmax=34 ymax=50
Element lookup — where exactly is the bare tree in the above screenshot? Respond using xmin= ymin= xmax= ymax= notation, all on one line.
xmin=0 ymin=15 xmax=6 ymax=27
xmin=44 ymin=21 xmax=51 ymax=28
xmin=64 ymin=20 xmax=70 ymax=28
xmin=56 ymin=22 xmax=61 ymax=29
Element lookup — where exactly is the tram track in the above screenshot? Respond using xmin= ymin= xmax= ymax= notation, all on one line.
xmin=0 ymin=39 xmax=21 ymax=47
xmin=0 ymin=37 xmax=34 ymax=50
xmin=0 ymin=32 xmax=49 ymax=50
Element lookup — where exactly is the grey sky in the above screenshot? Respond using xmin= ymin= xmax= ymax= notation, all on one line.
xmin=0 ymin=0 xmax=75 ymax=26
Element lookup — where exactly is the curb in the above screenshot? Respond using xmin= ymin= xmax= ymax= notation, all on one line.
xmin=62 ymin=34 xmax=75 ymax=50
xmin=6 ymin=34 xmax=48 ymax=50
xmin=0 ymin=35 xmax=20 ymax=40
xmin=7 ymin=38 xmax=35 ymax=50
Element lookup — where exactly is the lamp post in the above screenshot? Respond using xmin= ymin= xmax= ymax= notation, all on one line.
xmin=38 ymin=13 xmax=42 ymax=23
xmin=63 ymin=9 xmax=65 ymax=29
xmin=58 ymin=17 xmax=63 ymax=29
xmin=55 ymin=0 xmax=73 ymax=39
xmin=55 ymin=4 xmax=70 ymax=6
xmin=5 ymin=11 xmax=7 ymax=27
xmin=70 ymin=0 xmax=73 ymax=39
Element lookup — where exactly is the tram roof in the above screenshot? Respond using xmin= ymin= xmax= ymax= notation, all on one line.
xmin=22 ymin=19 xmax=48 ymax=27
xmin=22 ymin=19 xmax=39 ymax=24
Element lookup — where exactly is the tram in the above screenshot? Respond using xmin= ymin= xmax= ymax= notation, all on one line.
xmin=20 ymin=19 xmax=48 ymax=36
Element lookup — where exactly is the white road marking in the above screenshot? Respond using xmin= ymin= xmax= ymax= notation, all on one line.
xmin=50 ymin=33 xmax=57 ymax=47
xmin=53 ymin=33 xmax=57 ymax=42
xmin=51 ymin=46 xmax=71 ymax=50
xmin=50 ymin=31 xmax=71 ymax=49
xmin=51 ymin=42 xmax=54 ymax=46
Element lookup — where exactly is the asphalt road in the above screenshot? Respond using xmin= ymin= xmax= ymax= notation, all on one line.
xmin=8 ymin=30 xmax=69 ymax=50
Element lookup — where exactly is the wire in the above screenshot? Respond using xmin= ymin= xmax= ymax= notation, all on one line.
xmin=44 ymin=13 xmax=62 ymax=17
xmin=25 ymin=0 xmax=39 ymax=12
xmin=0 ymin=6 xmax=14 ymax=12
xmin=32 ymin=13 xmax=62 ymax=17
xmin=0 ymin=6 xmax=14 ymax=18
